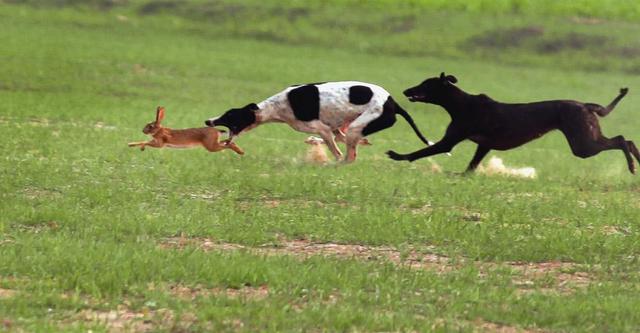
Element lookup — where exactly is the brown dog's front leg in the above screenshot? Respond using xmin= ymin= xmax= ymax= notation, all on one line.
xmin=465 ymin=145 xmax=491 ymax=173
xmin=387 ymin=136 xmax=463 ymax=162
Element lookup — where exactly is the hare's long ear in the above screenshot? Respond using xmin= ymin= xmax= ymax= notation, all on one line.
xmin=156 ymin=106 xmax=165 ymax=124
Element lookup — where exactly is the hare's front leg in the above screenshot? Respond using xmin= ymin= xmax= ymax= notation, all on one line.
xmin=128 ymin=141 xmax=147 ymax=150
xmin=129 ymin=140 xmax=163 ymax=151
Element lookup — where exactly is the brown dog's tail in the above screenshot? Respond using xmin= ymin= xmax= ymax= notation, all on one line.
xmin=588 ymin=87 xmax=628 ymax=117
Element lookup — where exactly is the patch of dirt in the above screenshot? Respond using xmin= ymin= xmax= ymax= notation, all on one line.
xmin=20 ymin=186 xmax=63 ymax=200
xmin=506 ymin=261 xmax=591 ymax=294
xmin=137 ymin=0 xmax=180 ymax=15
xmin=159 ymin=238 xmax=593 ymax=293
xmin=536 ymin=33 xmax=609 ymax=54
xmin=402 ymin=203 xmax=433 ymax=215
xmin=498 ymin=192 xmax=546 ymax=203
xmin=73 ymin=306 xmax=197 ymax=333
xmin=601 ymin=225 xmax=632 ymax=236
xmin=138 ymin=0 xmax=246 ymax=22
xmin=182 ymin=190 xmax=225 ymax=201
xmin=0 ymin=235 xmax=14 ymax=245
xmin=94 ymin=122 xmax=117 ymax=130
xmin=0 ymin=288 xmax=17 ymax=299
xmin=3 ymin=0 xmax=126 ymax=10
xmin=467 ymin=26 xmax=544 ymax=49
xmin=472 ymin=318 xmax=549 ymax=333
xmin=270 ymin=6 xmax=310 ymax=22
xmin=161 ymin=236 xmax=454 ymax=272
xmin=570 ymin=16 xmax=604 ymax=25
xmin=234 ymin=196 xmax=329 ymax=211
xmin=467 ymin=27 xmax=613 ymax=56
xmin=616 ymin=47 xmax=640 ymax=58
xmin=386 ymin=15 xmax=416 ymax=33
xmin=12 ymin=221 xmax=60 ymax=234
xmin=164 ymin=284 xmax=269 ymax=301
xmin=2 ymin=319 xmax=12 ymax=330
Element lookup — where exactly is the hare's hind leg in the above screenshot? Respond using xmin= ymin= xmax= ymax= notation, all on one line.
xmin=202 ymin=132 xmax=242 ymax=154
xmin=226 ymin=142 xmax=245 ymax=155
xmin=202 ymin=138 xmax=225 ymax=153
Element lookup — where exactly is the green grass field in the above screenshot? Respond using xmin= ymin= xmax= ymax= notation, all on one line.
xmin=1 ymin=1 xmax=640 ymax=332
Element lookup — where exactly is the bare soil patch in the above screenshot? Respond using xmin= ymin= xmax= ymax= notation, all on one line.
xmin=159 ymin=237 xmax=592 ymax=293
xmin=467 ymin=26 xmax=544 ymax=49
xmin=11 ymin=220 xmax=60 ymax=234
xmin=160 ymin=236 xmax=453 ymax=272
xmin=163 ymin=283 xmax=269 ymax=301
xmin=72 ymin=306 xmax=197 ymax=333
xmin=536 ymin=33 xmax=609 ymax=54
xmin=473 ymin=318 xmax=550 ymax=333
xmin=506 ymin=261 xmax=591 ymax=295
xmin=0 ymin=288 xmax=17 ymax=299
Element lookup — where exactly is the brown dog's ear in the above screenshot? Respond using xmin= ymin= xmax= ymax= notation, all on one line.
xmin=439 ymin=72 xmax=457 ymax=85
xmin=156 ymin=106 xmax=165 ymax=124
xmin=445 ymin=75 xmax=458 ymax=84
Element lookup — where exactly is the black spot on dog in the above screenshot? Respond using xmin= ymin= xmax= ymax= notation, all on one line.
xmin=349 ymin=85 xmax=374 ymax=105
xmin=362 ymin=97 xmax=397 ymax=136
xmin=287 ymin=85 xmax=320 ymax=121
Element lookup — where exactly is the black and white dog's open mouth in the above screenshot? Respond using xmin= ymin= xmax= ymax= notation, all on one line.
xmin=407 ymin=95 xmax=424 ymax=102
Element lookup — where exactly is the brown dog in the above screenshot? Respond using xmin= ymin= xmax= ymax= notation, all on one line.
xmin=388 ymin=73 xmax=636 ymax=173
xmin=128 ymin=107 xmax=244 ymax=155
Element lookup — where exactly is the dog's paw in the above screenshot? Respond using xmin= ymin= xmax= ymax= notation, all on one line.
xmin=620 ymin=87 xmax=629 ymax=95
xmin=386 ymin=150 xmax=406 ymax=161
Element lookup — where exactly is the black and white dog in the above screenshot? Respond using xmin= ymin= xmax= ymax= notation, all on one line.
xmin=205 ymin=81 xmax=432 ymax=162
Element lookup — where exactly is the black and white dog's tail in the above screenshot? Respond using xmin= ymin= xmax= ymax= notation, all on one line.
xmin=393 ymin=100 xmax=433 ymax=146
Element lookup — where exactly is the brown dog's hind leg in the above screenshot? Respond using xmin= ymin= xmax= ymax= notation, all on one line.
xmin=626 ymin=140 xmax=640 ymax=165
xmin=565 ymin=133 xmax=635 ymax=174
xmin=560 ymin=110 xmax=635 ymax=173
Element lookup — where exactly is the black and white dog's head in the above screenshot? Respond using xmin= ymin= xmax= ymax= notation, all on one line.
xmin=403 ymin=72 xmax=458 ymax=104
xmin=205 ymin=103 xmax=259 ymax=136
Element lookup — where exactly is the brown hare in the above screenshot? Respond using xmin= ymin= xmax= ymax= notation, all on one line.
xmin=128 ymin=107 xmax=244 ymax=155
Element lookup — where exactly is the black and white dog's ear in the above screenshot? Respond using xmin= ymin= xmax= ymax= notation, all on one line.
xmin=244 ymin=103 xmax=259 ymax=111
xmin=445 ymin=75 xmax=458 ymax=84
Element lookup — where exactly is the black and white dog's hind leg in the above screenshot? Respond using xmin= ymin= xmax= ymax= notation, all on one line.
xmin=290 ymin=120 xmax=344 ymax=161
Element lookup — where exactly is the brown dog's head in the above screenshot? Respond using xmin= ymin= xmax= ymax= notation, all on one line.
xmin=143 ymin=106 xmax=165 ymax=134
xmin=403 ymin=72 xmax=458 ymax=104
xmin=204 ymin=103 xmax=258 ymax=136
